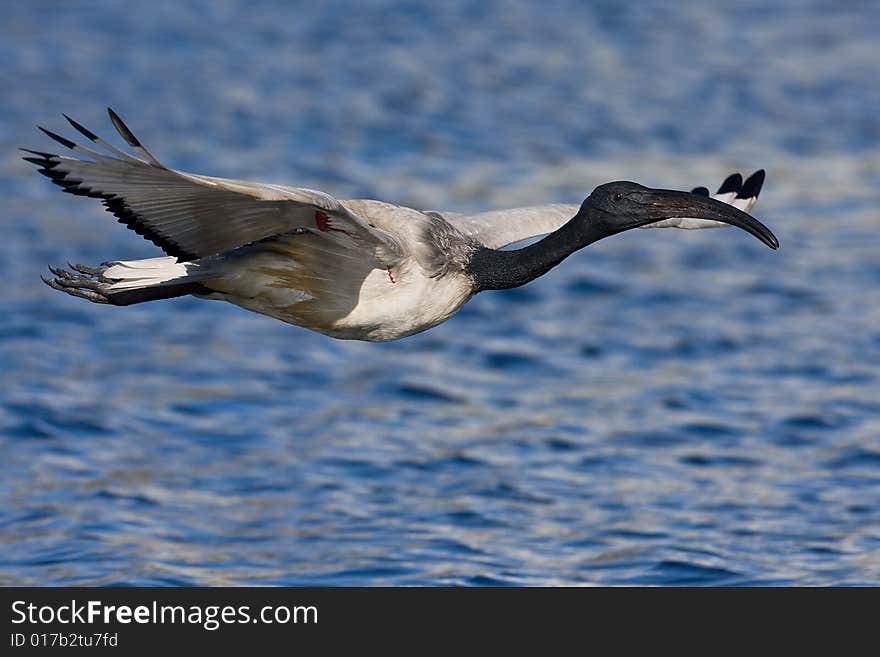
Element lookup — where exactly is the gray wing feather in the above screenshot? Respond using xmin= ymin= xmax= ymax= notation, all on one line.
xmin=442 ymin=204 xmax=577 ymax=249
xmin=27 ymin=111 xmax=404 ymax=264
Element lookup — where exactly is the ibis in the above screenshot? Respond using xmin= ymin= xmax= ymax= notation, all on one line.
xmin=26 ymin=109 xmax=778 ymax=342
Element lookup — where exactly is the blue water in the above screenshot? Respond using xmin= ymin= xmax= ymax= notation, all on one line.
xmin=2 ymin=0 xmax=879 ymax=585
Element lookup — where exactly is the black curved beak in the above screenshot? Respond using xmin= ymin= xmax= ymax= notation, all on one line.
xmin=635 ymin=188 xmax=779 ymax=249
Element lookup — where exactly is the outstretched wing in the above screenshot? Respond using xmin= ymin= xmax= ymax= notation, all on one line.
xmin=441 ymin=171 xmax=766 ymax=249
xmin=23 ymin=109 xmax=404 ymax=264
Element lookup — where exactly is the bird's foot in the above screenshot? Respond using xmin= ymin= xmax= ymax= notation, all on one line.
xmin=42 ymin=262 xmax=114 ymax=304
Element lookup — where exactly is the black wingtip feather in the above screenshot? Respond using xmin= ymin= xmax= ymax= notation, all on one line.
xmin=63 ymin=114 xmax=100 ymax=142
xmin=691 ymin=186 xmax=710 ymax=197
xmin=107 ymin=108 xmax=142 ymax=147
xmin=25 ymin=136 xmax=197 ymax=261
xmin=22 ymin=156 xmax=49 ymax=166
xmin=738 ymin=169 xmax=765 ymax=199
xmin=716 ymin=173 xmax=743 ymax=195
xmin=20 ymin=147 xmax=56 ymax=158
xmin=38 ymin=126 xmax=76 ymax=150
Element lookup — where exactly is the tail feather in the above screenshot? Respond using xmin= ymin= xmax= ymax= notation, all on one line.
xmin=43 ymin=257 xmax=212 ymax=306
xmin=102 ymin=257 xmax=189 ymax=289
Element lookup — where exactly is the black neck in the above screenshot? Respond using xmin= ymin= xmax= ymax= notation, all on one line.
xmin=467 ymin=212 xmax=605 ymax=291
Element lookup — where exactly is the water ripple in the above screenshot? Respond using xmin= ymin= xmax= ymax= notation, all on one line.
xmin=2 ymin=0 xmax=880 ymax=586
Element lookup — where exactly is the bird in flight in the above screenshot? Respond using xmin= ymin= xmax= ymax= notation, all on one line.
xmin=26 ymin=109 xmax=778 ymax=342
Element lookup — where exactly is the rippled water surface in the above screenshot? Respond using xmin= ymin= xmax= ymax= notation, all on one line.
xmin=2 ymin=0 xmax=880 ymax=585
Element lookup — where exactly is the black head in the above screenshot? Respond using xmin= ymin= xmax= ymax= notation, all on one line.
xmin=577 ymin=180 xmax=778 ymax=249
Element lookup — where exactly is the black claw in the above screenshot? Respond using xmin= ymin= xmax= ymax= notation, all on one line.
xmin=690 ymin=186 xmax=710 ymax=197
xmin=738 ymin=169 xmax=766 ymax=199
xmin=57 ymin=276 xmax=104 ymax=291
xmin=63 ymin=114 xmax=101 ymax=142
xmin=61 ymin=285 xmax=108 ymax=303
xmin=68 ymin=261 xmax=103 ymax=275
xmin=52 ymin=276 xmax=76 ymax=288
xmin=37 ymin=126 xmax=76 ymax=150
xmin=716 ymin=173 xmax=743 ymax=196
xmin=42 ymin=267 xmax=110 ymax=303
xmin=107 ymin=108 xmax=142 ymax=147
xmin=48 ymin=265 xmax=73 ymax=279
xmin=84 ymin=292 xmax=110 ymax=304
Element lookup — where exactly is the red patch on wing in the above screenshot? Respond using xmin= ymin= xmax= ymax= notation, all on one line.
xmin=387 ymin=266 xmax=396 ymax=284
xmin=314 ymin=210 xmax=332 ymax=232
xmin=314 ymin=211 xmax=356 ymax=238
